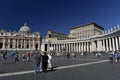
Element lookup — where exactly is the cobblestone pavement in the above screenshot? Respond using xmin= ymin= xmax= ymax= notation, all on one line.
xmin=0 ymin=53 xmax=120 ymax=80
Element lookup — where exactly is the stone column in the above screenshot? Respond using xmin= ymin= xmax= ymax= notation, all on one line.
xmin=86 ymin=42 xmax=89 ymax=52
xmin=119 ymin=36 xmax=120 ymax=50
xmin=21 ymin=39 xmax=23 ymax=49
xmin=112 ymin=37 xmax=115 ymax=51
xmin=2 ymin=38 xmax=5 ymax=49
xmin=53 ymin=44 xmax=55 ymax=51
xmin=90 ymin=42 xmax=92 ymax=52
xmin=56 ymin=43 xmax=59 ymax=52
xmin=24 ymin=39 xmax=26 ymax=49
xmin=66 ymin=43 xmax=69 ymax=51
xmin=29 ymin=39 xmax=31 ymax=49
xmin=106 ymin=39 xmax=109 ymax=51
xmin=84 ymin=42 xmax=86 ymax=52
xmin=72 ymin=43 xmax=74 ymax=52
xmin=59 ymin=43 xmax=62 ymax=52
xmin=81 ymin=43 xmax=83 ymax=52
xmin=17 ymin=39 xmax=19 ymax=49
xmin=13 ymin=39 xmax=16 ymax=49
xmin=71 ymin=43 xmax=73 ymax=52
xmin=56 ymin=44 xmax=58 ymax=52
xmin=52 ymin=44 xmax=54 ymax=51
xmin=79 ymin=43 xmax=81 ymax=52
xmin=63 ymin=43 xmax=65 ymax=51
xmin=70 ymin=43 xmax=72 ymax=52
xmin=74 ymin=43 xmax=76 ymax=52
xmin=109 ymin=38 xmax=112 ymax=51
xmin=59 ymin=44 xmax=61 ymax=52
xmin=68 ymin=43 xmax=70 ymax=52
xmin=115 ymin=36 xmax=119 ymax=50
xmin=102 ymin=40 xmax=105 ymax=51
xmin=115 ymin=36 xmax=118 ymax=50
xmin=56 ymin=44 xmax=58 ymax=51
xmin=8 ymin=39 xmax=10 ymax=49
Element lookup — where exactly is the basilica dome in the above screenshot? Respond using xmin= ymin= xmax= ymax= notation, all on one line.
xmin=19 ymin=22 xmax=31 ymax=33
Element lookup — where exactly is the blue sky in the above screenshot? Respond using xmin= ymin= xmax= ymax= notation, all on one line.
xmin=0 ymin=0 xmax=120 ymax=37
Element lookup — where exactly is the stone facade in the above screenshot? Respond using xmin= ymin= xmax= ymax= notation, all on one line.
xmin=42 ymin=23 xmax=120 ymax=52
xmin=44 ymin=30 xmax=68 ymax=41
xmin=0 ymin=22 xmax=41 ymax=52
xmin=69 ymin=23 xmax=104 ymax=39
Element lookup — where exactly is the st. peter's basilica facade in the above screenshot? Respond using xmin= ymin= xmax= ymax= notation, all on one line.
xmin=0 ymin=22 xmax=41 ymax=52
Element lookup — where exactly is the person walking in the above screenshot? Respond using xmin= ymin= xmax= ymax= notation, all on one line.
xmin=42 ymin=52 xmax=48 ymax=72
xmin=14 ymin=53 xmax=19 ymax=63
xmin=2 ymin=52 xmax=7 ymax=64
xmin=26 ymin=52 xmax=31 ymax=62
xmin=33 ymin=52 xmax=41 ymax=74
xmin=114 ymin=50 xmax=119 ymax=63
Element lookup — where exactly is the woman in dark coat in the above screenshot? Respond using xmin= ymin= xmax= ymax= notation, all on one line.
xmin=42 ymin=52 xmax=48 ymax=72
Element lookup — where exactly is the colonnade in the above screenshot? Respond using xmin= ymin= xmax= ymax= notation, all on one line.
xmin=0 ymin=37 xmax=40 ymax=51
xmin=45 ymin=35 xmax=120 ymax=52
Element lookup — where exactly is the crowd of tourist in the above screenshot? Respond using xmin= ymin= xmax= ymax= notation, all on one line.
xmin=0 ymin=51 xmax=53 ymax=74
xmin=0 ymin=50 xmax=120 ymax=75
